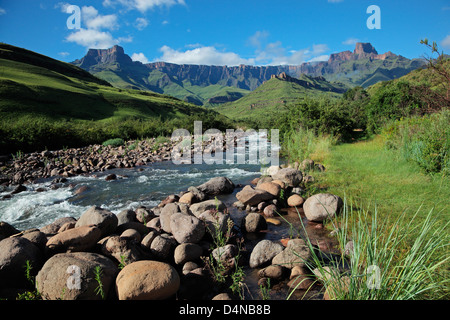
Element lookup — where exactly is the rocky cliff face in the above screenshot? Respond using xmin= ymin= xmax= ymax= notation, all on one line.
xmin=72 ymin=45 xmax=134 ymax=69
xmin=72 ymin=42 xmax=423 ymax=95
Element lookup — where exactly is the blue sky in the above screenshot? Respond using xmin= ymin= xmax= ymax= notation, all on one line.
xmin=0 ymin=0 xmax=449 ymax=65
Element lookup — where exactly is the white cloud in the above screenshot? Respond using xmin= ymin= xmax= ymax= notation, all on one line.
xmin=342 ymin=37 xmax=360 ymax=46
xmin=307 ymin=55 xmax=329 ymax=62
xmin=441 ymin=35 xmax=450 ymax=50
xmin=58 ymin=51 xmax=70 ymax=57
xmin=131 ymin=52 xmax=149 ymax=64
xmin=66 ymin=28 xmax=118 ymax=49
xmin=81 ymin=6 xmax=118 ymax=30
xmin=103 ymin=0 xmax=185 ymax=13
xmin=157 ymin=45 xmax=255 ymax=66
xmin=247 ymin=30 xmax=270 ymax=49
xmin=63 ymin=5 xmax=127 ymax=49
xmin=134 ymin=17 xmax=149 ymax=30
xmin=247 ymin=31 xmax=329 ymax=65
xmin=0 ymin=8 xmax=6 ymax=15
xmin=328 ymin=0 xmax=344 ymax=3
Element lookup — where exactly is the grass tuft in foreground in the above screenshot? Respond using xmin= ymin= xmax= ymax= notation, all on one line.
xmin=291 ymin=199 xmax=450 ymax=300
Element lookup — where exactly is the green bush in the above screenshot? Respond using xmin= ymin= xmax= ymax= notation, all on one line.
xmin=383 ymin=109 xmax=450 ymax=174
xmin=102 ymin=138 xmax=125 ymax=147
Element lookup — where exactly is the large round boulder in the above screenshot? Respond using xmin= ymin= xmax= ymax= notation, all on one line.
xmin=75 ymin=206 xmax=118 ymax=237
xmin=115 ymin=260 xmax=180 ymax=300
xmin=271 ymin=168 xmax=303 ymax=187
xmin=170 ymin=213 xmax=205 ymax=244
xmin=196 ymin=177 xmax=235 ymax=195
xmin=303 ymin=193 xmax=343 ymax=222
xmin=0 ymin=237 xmax=42 ymax=287
xmin=272 ymin=238 xmax=311 ymax=269
xmin=46 ymin=225 xmax=102 ymax=253
xmin=249 ymin=240 xmax=284 ymax=268
xmin=36 ymin=252 xmax=118 ymax=300
xmin=236 ymin=185 xmax=274 ymax=206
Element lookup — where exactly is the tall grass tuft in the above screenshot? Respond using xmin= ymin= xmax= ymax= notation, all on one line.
xmin=282 ymin=127 xmax=338 ymax=164
xmin=290 ymin=198 xmax=450 ymax=300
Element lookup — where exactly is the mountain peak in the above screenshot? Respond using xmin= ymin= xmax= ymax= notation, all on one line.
xmin=354 ymin=42 xmax=378 ymax=55
xmin=73 ymin=45 xmax=132 ymax=69
xmin=328 ymin=42 xmax=396 ymax=63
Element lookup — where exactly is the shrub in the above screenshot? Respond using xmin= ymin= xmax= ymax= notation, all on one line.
xmin=102 ymin=138 xmax=125 ymax=147
xmin=383 ymin=109 xmax=450 ymax=174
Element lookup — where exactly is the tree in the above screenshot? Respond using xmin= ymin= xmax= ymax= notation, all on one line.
xmin=420 ymin=39 xmax=450 ymax=102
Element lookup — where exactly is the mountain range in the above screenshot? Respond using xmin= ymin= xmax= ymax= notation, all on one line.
xmin=72 ymin=43 xmax=425 ymax=105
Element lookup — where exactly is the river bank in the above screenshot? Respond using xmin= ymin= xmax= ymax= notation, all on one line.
xmin=0 ymin=148 xmax=344 ymax=300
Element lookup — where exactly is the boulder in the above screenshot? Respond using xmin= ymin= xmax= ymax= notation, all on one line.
xmin=75 ymin=206 xmax=118 ymax=237
xmin=115 ymin=260 xmax=180 ymax=300
xmin=263 ymin=165 xmax=281 ymax=176
xmin=0 ymin=237 xmax=42 ymax=287
xmin=236 ymin=185 xmax=274 ymax=206
xmin=170 ymin=212 xmax=205 ymax=244
xmin=40 ymin=217 xmax=77 ymax=235
xmin=287 ymin=274 xmax=314 ymax=291
xmin=256 ymin=182 xmax=281 ymax=197
xmin=249 ymin=240 xmax=284 ymax=268
xmin=174 ymin=243 xmax=203 ymax=265
xmin=21 ymin=229 xmax=48 ymax=253
xmin=242 ymin=212 xmax=267 ymax=233
xmin=120 ymin=229 xmax=141 ymax=242
xmin=271 ymin=168 xmax=303 ymax=187
xmin=178 ymin=192 xmax=195 ymax=205
xmin=189 ymin=199 xmax=226 ymax=217
xmin=159 ymin=203 xmax=180 ymax=233
xmin=300 ymin=159 xmax=315 ymax=171
xmin=187 ymin=186 xmax=207 ymax=202
xmin=101 ymin=235 xmax=148 ymax=265
xmin=287 ymin=194 xmax=305 ymax=207
xmin=140 ymin=230 xmax=159 ymax=248
xmin=212 ymin=244 xmax=239 ymax=263
xmin=198 ymin=210 xmax=231 ymax=237
xmin=272 ymin=238 xmax=311 ymax=269
xmin=135 ymin=207 xmax=155 ymax=224
xmin=303 ymin=193 xmax=343 ymax=222
xmin=263 ymin=204 xmax=278 ymax=217
xmin=196 ymin=177 xmax=235 ymax=195
xmin=36 ymin=252 xmax=118 ymax=300
xmin=150 ymin=234 xmax=177 ymax=260
xmin=258 ymin=265 xmax=286 ymax=281
xmin=46 ymin=225 xmax=102 ymax=253
xmin=0 ymin=221 xmax=20 ymax=241
xmin=116 ymin=209 xmax=137 ymax=225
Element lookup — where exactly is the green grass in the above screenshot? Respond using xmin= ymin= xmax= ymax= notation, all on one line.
xmin=216 ymin=76 xmax=343 ymax=123
xmin=281 ymin=126 xmax=338 ymax=165
xmin=0 ymin=43 xmax=234 ymax=154
xmin=309 ymin=135 xmax=449 ymax=238
xmin=293 ymin=200 xmax=449 ymax=300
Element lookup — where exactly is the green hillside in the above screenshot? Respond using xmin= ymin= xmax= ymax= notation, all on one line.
xmin=215 ymin=73 xmax=346 ymax=123
xmin=0 ymin=43 xmax=230 ymax=154
xmin=74 ymin=57 xmax=251 ymax=106
xmin=322 ymin=55 xmax=424 ymax=88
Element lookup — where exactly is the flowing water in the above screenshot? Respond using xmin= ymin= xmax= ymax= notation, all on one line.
xmin=0 ymin=132 xmax=334 ymax=299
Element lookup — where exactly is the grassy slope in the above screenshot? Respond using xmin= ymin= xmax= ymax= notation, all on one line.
xmin=0 ymin=43 xmax=226 ymax=154
xmin=0 ymin=44 xmax=209 ymax=123
xmin=87 ymin=64 xmax=251 ymax=106
xmin=326 ymin=55 xmax=424 ymax=88
xmin=216 ymin=76 xmax=343 ymax=121
xmin=309 ymin=136 xmax=449 ymax=225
